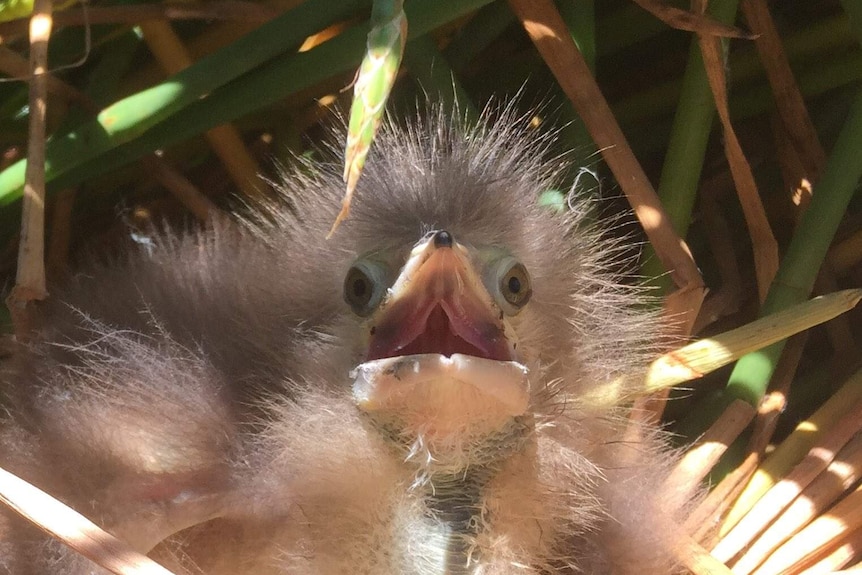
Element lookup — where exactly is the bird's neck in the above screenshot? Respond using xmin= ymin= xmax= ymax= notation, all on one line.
xmin=364 ymin=411 xmax=536 ymax=573
xmin=413 ymin=469 xmax=490 ymax=575
xmin=405 ymin=420 xmax=534 ymax=574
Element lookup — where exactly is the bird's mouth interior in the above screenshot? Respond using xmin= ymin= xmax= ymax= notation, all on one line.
xmin=366 ymin=302 xmax=513 ymax=363
xmin=397 ymin=305 xmax=487 ymax=358
xmin=368 ymin=305 xmax=485 ymax=360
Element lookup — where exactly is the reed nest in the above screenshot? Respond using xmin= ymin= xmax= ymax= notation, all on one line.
xmin=0 ymin=0 xmax=860 ymax=573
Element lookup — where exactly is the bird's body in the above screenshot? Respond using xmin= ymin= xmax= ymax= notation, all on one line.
xmin=0 ymin=110 xmax=693 ymax=574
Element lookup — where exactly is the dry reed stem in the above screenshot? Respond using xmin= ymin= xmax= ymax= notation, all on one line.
xmin=630 ymin=0 xmax=754 ymax=38
xmin=688 ymin=452 xmax=761 ymax=546
xmin=744 ymin=340 xmax=804 ymax=455
xmin=748 ymin=390 xmax=788 ymax=457
xmin=799 ymin=529 xmax=862 ymax=574
xmin=0 ymin=1 xmax=278 ymax=37
xmin=0 ymin=466 xmax=177 ymax=575
xmin=751 ymin=484 xmax=862 ymax=575
xmin=677 ymin=534 xmax=736 ymax=575
xmin=139 ymin=20 xmax=266 ymax=201
xmin=668 ymin=399 xmax=757 ymax=497
xmin=722 ymin=368 xmax=862 ymax=535
xmin=712 ymin=398 xmax=862 ymax=562
xmin=696 ymin=18 xmax=778 ymax=303
xmin=644 ymin=289 xmax=862 ymax=393
xmin=732 ymin=432 xmax=862 ymax=575
xmin=741 ymin=0 xmax=827 ymax=177
xmin=6 ymin=0 xmax=53 ymax=337
xmin=507 ymin=0 xmax=705 ymax=297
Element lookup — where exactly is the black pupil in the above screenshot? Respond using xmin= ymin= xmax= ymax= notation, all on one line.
xmin=352 ymin=277 xmax=368 ymax=299
xmin=507 ymin=275 xmax=521 ymax=294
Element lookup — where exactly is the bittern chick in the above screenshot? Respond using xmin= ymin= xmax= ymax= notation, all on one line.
xmin=0 ymin=109 xmax=694 ymax=574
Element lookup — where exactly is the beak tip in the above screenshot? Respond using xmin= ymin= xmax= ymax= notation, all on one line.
xmin=432 ymin=230 xmax=453 ymax=248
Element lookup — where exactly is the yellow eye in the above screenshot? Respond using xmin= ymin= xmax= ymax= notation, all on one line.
xmin=498 ymin=261 xmax=532 ymax=310
xmin=344 ymin=262 xmax=387 ymax=317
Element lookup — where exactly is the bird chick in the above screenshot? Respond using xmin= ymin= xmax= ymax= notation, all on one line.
xmin=0 ymin=109 xmax=694 ymax=575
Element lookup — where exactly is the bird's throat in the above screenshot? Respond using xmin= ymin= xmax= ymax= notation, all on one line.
xmin=413 ymin=469 xmax=490 ymax=575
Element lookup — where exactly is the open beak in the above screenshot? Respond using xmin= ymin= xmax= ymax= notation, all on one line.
xmin=366 ymin=230 xmax=514 ymax=363
xmin=351 ymin=231 xmax=530 ymax=446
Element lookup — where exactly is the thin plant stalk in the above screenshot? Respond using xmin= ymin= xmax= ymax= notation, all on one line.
xmin=6 ymin=0 xmax=51 ymax=337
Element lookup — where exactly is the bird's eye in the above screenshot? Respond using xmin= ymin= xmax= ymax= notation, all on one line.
xmin=494 ymin=258 xmax=532 ymax=313
xmin=344 ymin=261 xmax=387 ymax=317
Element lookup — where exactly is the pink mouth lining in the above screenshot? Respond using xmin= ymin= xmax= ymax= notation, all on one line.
xmin=366 ymin=300 xmax=512 ymax=362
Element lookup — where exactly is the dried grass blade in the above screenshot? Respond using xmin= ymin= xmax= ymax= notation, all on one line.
xmin=721 ymin=364 xmax=862 ymax=537
xmin=0 ymin=466 xmax=177 ymax=575
xmin=712 ymin=399 xmax=862 ymax=562
xmin=631 ymin=0 xmax=753 ymax=38
xmin=697 ymin=27 xmax=778 ymax=302
xmin=677 ymin=534 xmax=736 ymax=575
xmin=507 ymin=0 xmax=704 ymax=297
xmin=644 ymin=289 xmax=862 ymax=393
xmin=771 ymin=115 xmax=814 ymax=217
xmin=742 ymin=0 xmax=827 ymax=175
xmin=798 ymin=529 xmax=862 ymax=574
xmin=668 ymin=399 xmax=756 ymax=497
xmin=687 ymin=452 xmax=761 ymax=546
xmin=731 ymin=432 xmax=862 ymax=575
xmin=751 ymin=484 xmax=862 ymax=575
